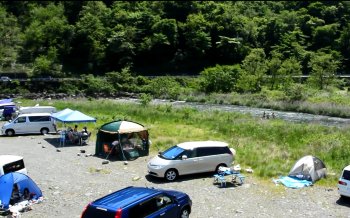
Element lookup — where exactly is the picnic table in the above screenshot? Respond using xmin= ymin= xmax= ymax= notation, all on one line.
xmin=213 ymin=166 xmax=245 ymax=187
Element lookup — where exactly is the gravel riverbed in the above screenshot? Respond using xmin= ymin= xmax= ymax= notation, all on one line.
xmin=0 ymin=133 xmax=349 ymax=218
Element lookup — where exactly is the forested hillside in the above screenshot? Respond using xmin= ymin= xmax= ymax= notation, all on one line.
xmin=1 ymin=1 xmax=349 ymax=78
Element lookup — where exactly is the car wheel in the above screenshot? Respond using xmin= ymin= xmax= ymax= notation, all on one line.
xmin=215 ymin=164 xmax=227 ymax=174
xmin=6 ymin=129 xmax=15 ymax=136
xmin=179 ymin=208 xmax=190 ymax=218
xmin=165 ymin=169 xmax=178 ymax=181
xmin=41 ymin=128 xmax=49 ymax=135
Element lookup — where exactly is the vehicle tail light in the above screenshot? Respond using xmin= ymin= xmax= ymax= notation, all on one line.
xmin=115 ymin=208 xmax=122 ymax=218
xmin=338 ymin=181 xmax=347 ymax=186
xmin=80 ymin=203 xmax=91 ymax=218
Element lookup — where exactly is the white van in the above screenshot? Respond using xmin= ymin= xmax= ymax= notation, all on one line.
xmin=0 ymin=155 xmax=27 ymax=176
xmin=19 ymin=106 xmax=56 ymax=114
xmin=148 ymin=141 xmax=235 ymax=181
xmin=338 ymin=165 xmax=350 ymax=198
xmin=1 ymin=113 xmax=57 ymax=136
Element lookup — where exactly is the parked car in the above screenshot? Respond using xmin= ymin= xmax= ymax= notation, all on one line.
xmin=0 ymin=155 xmax=27 ymax=176
xmin=148 ymin=141 xmax=235 ymax=181
xmin=1 ymin=112 xmax=57 ymax=136
xmin=0 ymin=101 xmax=16 ymax=120
xmin=81 ymin=186 xmax=192 ymax=218
xmin=0 ymin=76 xmax=11 ymax=82
xmin=338 ymin=165 xmax=350 ymax=198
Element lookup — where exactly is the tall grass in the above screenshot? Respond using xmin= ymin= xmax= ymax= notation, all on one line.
xmin=18 ymin=98 xmax=350 ymax=185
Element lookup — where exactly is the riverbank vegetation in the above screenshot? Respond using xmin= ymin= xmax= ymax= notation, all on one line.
xmin=19 ymin=98 xmax=349 ymax=185
xmin=2 ymin=2 xmax=350 ymax=118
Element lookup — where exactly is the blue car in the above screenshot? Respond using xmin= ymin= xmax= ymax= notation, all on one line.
xmin=81 ymin=186 xmax=192 ymax=218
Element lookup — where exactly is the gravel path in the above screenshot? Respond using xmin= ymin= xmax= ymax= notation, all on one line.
xmin=0 ymin=133 xmax=349 ymax=218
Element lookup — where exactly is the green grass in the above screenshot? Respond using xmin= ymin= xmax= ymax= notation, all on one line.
xmin=17 ymin=98 xmax=349 ymax=186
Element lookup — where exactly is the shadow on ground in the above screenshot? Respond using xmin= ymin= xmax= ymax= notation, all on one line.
xmin=145 ymin=172 xmax=216 ymax=184
xmin=336 ymin=196 xmax=350 ymax=207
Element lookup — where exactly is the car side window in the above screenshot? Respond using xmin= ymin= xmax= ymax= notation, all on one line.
xmin=17 ymin=117 xmax=26 ymax=123
xmin=180 ymin=150 xmax=193 ymax=159
xmin=196 ymin=147 xmax=213 ymax=157
xmin=129 ymin=197 xmax=159 ymax=218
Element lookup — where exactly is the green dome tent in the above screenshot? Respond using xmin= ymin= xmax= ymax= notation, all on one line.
xmin=95 ymin=120 xmax=149 ymax=161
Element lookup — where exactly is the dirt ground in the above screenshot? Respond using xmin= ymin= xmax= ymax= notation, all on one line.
xmin=1 ymin=132 xmax=350 ymax=218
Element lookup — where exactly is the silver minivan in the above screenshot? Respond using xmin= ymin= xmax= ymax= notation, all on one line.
xmin=148 ymin=141 xmax=235 ymax=181
xmin=1 ymin=113 xmax=57 ymax=136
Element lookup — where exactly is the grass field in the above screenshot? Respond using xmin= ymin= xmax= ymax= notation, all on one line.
xmin=17 ymin=98 xmax=350 ymax=185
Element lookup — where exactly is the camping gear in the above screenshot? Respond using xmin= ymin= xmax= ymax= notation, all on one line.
xmin=273 ymin=176 xmax=313 ymax=189
xmin=288 ymin=155 xmax=326 ymax=183
xmin=213 ymin=166 xmax=245 ymax=187
xmin=95 ymin=120 xmax=150 ymax=161
xmin=0 ymin=172 xmax=42 ymax=209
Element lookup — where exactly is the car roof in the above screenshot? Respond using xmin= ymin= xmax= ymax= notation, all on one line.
xmin=0 ymin=155 xmax=23 ymax=166
xmin=343 ymin=165 xmax=350 ymax=171
xmin=92 ymin=186 xmax=162 ymax=210
xmin=18 ymin=112 xmax=52 ymax=116
xmin=177 ymin=141 xmax=229 ymax=149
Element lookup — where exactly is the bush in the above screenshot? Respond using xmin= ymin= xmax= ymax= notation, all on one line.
xmin=199 ymin=64 xmax=241 ymax=93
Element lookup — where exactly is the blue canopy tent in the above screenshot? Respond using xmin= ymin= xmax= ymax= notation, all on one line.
xmin=51 ymin=109 xmax=96 ymax=146
xmin=51 ymin=108 xmax=73 ymax=120
xmin=0 ymin=172 xmax=42 ymax=209
xmin=51 ymin=109 xmax=96 ymax=123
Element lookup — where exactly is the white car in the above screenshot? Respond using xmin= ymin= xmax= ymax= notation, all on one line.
xmin=148 ymin=141 xmax=235 ymax=181
xmin=338 ymin=165 xmax=350 ymax=198
xmin=0 ymin=155 xmax=27 ymax=176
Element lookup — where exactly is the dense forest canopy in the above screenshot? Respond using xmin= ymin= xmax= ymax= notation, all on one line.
xmin=0 ymin=1 xmax=349 ymax=79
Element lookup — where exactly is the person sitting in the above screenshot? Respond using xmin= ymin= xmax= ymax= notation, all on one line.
xmin=81 ymin=126 xmax=91 ymax=137
xmin=22 ymin=188 xmax=32 ymax=201
xmin=10 ymin=184 xmax=21 ymax=205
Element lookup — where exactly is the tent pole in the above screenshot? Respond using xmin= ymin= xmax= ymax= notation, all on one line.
xmin=119 ymin=133 xmax=127 ymax=161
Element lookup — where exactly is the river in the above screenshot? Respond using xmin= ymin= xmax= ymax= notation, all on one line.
xmin=114 ymin=98 xmax=350 ymax=128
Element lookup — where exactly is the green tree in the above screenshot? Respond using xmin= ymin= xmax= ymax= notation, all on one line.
xmin=237 ymin=48 xmax=267 ymax=92
xmin=22 ymin=3 xmax=74 ymax=63
xmin=74 ymin=2 xmax=109 ymax=72
xmin=183 ymin=13 xmax=212 ymax=57
xmin=0 ymin=6 xmax=22 ymax=70
xmin=278 ymin=57 xmax=302 ymax=90
xmin=307 ymin=51 xmax=340 ymax=89
xmin=199 ymin=64 xmax=241 ymax=93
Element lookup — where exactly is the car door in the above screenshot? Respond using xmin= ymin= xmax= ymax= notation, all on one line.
xmin=174 ymin=149 xmax=199 ymax=175
xmin=12 ymin=116 xmax=27 ymax=134
xmin=196 ymin=147 xmax=222 ymax=173
xmin=146 ymin=195 xmax=178 ymax=218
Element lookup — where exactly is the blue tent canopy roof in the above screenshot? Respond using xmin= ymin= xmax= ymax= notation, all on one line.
xmin=51 ymin=109 xmax=96 ymax=123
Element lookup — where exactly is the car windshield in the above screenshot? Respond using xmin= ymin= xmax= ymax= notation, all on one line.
xmin=160 ymin=145 xmax=185 ymax=160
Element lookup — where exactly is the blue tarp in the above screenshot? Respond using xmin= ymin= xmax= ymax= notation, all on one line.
xmin=51 ymin=109 xmax=96 ymax=123
xmin=0 ymin=99 xmax=12 ymax=104
xmin=273 ymin=176 xmax=313 ymax=189
xmin=0 ymin=172 xmax=42 ymax=209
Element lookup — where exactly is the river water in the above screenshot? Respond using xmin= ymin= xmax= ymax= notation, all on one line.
xmin=114 ymin=98 xmax=350 ymax=128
